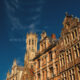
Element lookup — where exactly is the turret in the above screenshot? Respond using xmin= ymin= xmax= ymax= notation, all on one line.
xmin=6 ymin=70 xmax=10 ymax=80
xmin=24 ymin=32 xmax=38 ymax=67
xmin=12 ymin=59 xmax=17 ymax=68
xmin=26 ymin=32 xmax=37 ymax=52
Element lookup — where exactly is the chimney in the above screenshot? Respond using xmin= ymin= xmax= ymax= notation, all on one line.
xmin=51 ymin=34 xmax=56 ymax=39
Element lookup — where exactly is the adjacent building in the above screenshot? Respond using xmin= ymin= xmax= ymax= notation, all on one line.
xmin=33 ymin=13 xmax=80 ymax=80
xmin=21 ymin=32 xmax=38 ymax=80
xmin=57 ymin=13 xmax=80 ymax=80
xmin=33 ymin=31 xmax=58 ymax=80
xmin=6 ymin=59 xmax=24 ymax=80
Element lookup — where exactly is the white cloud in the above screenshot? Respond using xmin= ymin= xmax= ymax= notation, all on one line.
xmin=29 ymin=24 xmax=35 ymax=29
xmin=36 ymin=7 xmax=42 ymax=12
xmin=9 ymin=38 xmax=25 ymax=42
xmin=32 ymin=15 xmax=40 ymax=20
xmin=5 ymin=0 xmax=15 ymax=12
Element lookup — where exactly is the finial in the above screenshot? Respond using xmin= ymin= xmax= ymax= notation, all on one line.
xmin=42 ymin=30 xmax=46 ymax=34
xmin=65 ymin=12 xmax=68 ymax=16
xmin=71 ymin=14 xmax=73 ymax=17
xmin=12 ymin=59 xmax=17 ymax=67
xmin=14 ymin=58 xmax=16 ymax=62
xmin=7 ymin=70 xmax=10 ymax=74
xmin=8 ymin=70 xmax=9 ymax=72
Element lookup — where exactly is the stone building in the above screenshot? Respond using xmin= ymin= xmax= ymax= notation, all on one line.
xmin=56 ymin=13 xmax=80 ymax=80
xmin=33 ymin=13 xmax=80 ymax=80
xmin=24 ymin=32 xmax=37 ymax=68
xmin=33 ymin=31 xmax=58 ymax=80
xmin=6 ymin=59 xmax=24 ymax=80
xmin=6 ymin=32 xmax=37 ymax=80
xmin=6 ymin=13 xmax=80 ymax=80
xmin=21 ymin=32 xmax=38 ymax=80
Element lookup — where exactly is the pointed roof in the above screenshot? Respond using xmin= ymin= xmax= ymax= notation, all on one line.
xmin=7 ymin=70 xmax=10 ymax=75
xmin=7 ymin=70 xmax=10 ymax=78
xmin=12 ymin=59 xmax=17 ymax=68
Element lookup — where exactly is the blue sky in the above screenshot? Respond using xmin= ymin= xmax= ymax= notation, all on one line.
xmin=0 ymin=0 xmax=80 ymax=80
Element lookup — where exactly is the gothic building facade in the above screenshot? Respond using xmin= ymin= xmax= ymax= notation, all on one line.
xmin=33 ymin=13 xmax=80 ymax=80
xmin=6 ymin=59 xmax=24 ymax=80
xmin=6 ymin=13 xmax=80 ymax=80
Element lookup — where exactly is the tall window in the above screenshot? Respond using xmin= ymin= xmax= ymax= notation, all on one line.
xmin=74 ymin=29 xmax=77 ymax=37
xmin=44 ymin=56 xmax=47 ymax=65
xmin=64 ymin=39 xmax=66 ymax=45
xmin=60 ymin=54 xmax=65 ymax=67
xmin=35 ymin=40 xmax=36 ymax=46
xmin=67 ymin=35 xmax=69 ymax=43
xmin=49 ymin=67 xmax=54 ymax=78
xmin=43 ymin=71 xmax=44 ymax=80
xmin=72 ymin=32 xmax=75 ymax=40
xmin=73 ymin=45 xmax=78 ymax=58
xmin=42 ymin=58 xmax=44 ymax=66
xmin=41 ymin=44 xmax=43 ymax=51
xmin=32 ymin=39 xmax=34 ymax=45
xmin=71 ymin=29 xmax=78 ymax=40
xmin=66 ymin=49 xmax=72 ymax=63
xmin=45 ymin=41 xmax=46 ymax=48
xmin=38 ymin=59 xmax=40 ymax=68
xmin=49 ymin=51 xmax=53 ymax=61
xmin=77 ymin=43 xmax=80 ymax=57
xmin=77 ymin=65 xmax=80 ymax=80
xmin=69 ymin=69 xmax=75 ymax=80
xmin=61 ymin=72 xmax=66 ymax=80
xmin=38 ymin=73 xmax=40 ymax=80
xmin=29 ymin=39 xmax=30 ymax=45
xmin=73 ymin=43 xmax=80 ymax=59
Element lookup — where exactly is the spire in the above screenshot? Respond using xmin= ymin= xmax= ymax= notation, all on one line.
xmin=7 ymin=70 xmax=10 ymax=78
xmin=65 ymin=12 xmax=69 ymax=16
xmin=12 ymin=59 xmax=17 ymax=67
xmin=7 ymin=70 xmax=10 ymax=74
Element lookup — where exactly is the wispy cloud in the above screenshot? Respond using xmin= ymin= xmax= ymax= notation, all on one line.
xmin=9 ymin=38 xmax=25 ymax=42
xmin=32 ymin=15 xmax=40 ymax=20
xmin=5 ymin=0 xmax=46 ymax=43
xmin=36 ymin=7 xmax=42 ymax=12
xmin=5 ymin=0 xmax=15 ymax=12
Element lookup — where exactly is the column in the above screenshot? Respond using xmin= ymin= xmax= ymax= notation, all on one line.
xmin=45 ymin=70 xmax=47 ymax=80
xmin=53 ymin=51 xmax=57 ymax=76
xmin=35 ymin=60 xmax=38 ymax=80
xmin=40 ymin=58 xmax=43 ymax=80
xmin=47 ymin=53 xmax=50 ymax=78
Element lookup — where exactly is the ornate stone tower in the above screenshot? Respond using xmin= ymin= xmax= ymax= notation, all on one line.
xmin=24 ymin=32 xmax=38 ymax=68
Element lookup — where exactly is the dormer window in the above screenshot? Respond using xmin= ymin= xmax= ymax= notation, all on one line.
xmin=74 ymin=29 xmax=77 ymax=37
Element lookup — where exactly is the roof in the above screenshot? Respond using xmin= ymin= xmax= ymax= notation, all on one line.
xmin=33 ymin=39 xmax=58 ymax=60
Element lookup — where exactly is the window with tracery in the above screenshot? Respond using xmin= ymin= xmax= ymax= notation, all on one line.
xmin=66 ymin=49 xmax=72 ymax=63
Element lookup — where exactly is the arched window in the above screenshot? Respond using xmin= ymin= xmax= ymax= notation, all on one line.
xmin=29 ymin=39 xmax=30 ymax=45
xmin=32 ymin=39 xmax=34 ymax=45
xmin=72 ymin=32 xmax=75 ymax=39
xmin=74 ymin=29 xmax=77 ymax=37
